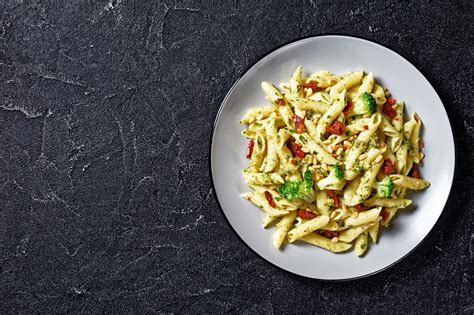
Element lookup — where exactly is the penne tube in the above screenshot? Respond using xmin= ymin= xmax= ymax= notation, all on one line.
xmin=346 ymin=117 xmax=371 ymax=135
xmin=368 ymin=219 xmax=380 ymax=243
xmin=350 ymin=160 xmax=384 ymax=206
xmin=392 ymin=101 xmax=405 ymax=131
xmin=248 ymin=132 xmax=266 ymax=172
xmin=410 ymin=113 xmax=422 ymax=163
xmin=289 ymin=66 xmax=303 ymax=96
xmin=243 ymin=172 xmax=284 ymax=185
xmin=343 ymin=207 xmax=382 ymax=227
xmin=330 ymin=71 xmax=363 ymax=99
xmin=316 ymin=190 xmax=331 ymax=215
xmin=263 ymin=214 xmax=278 ymax=228
xmin=354 ymin=231 xmax=369 ymax=256
xmin=241 ymin=106 xmax=277 ymax=124
xmin=390 ymin=174 xmax=430 ymax=190
xmin=287 ymin=215 xmax=330 ymax=243
xmin=299 ymin=233 xmax=352 ymax=252
xmin=358 ymin=72 xmax=374 ymax=93
xmin=261 ymin=81 xmax=285 ymax=104
xmin=285 ymin=94 xmax=330 ymax=114
xmin=344 ymin=113 xmax=382 ymax=173
xmin=273 ymin=212 xmax=297 ymax=248
xmin=242 ymin=192 xmax=289 ymax=216
xmin=364 ymin=196 xmax=412 ymax=208
xmin=343 ymin=175 xmax=361 ymax=206
xmin=261 ymin=113 xmax=279 ymax=173
xmin=372 ymin=84 xmax=386 ymax=105
xmin=316 ymin=90 xmax=346 ymax=140
xmin=338 ymin=222 xmax=374 ymax=243
xmin=382 ymin=208 xmax=398 ymax=227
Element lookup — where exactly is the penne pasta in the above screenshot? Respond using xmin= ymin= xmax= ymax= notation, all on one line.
xmin=243 ymin=172 xmax=284 ymax=185
xmin=350 ymin=160 xmax=384 ymax=206
xmin=354 ymin=231 xmax=369 ymax=256
xmin=287 ymin=215 xmax=330 ymax=243
xmin=263 ymin=214 xmax=278 ymax=228
xmin=343 ymin=207 xmax=382 ymax=227
xmin=299 ymin=233 xmax=352 ymax=252
xmin=329 ymin=71 xmax=363 ymax=99
xmin=368 ymin=219 xmax=380 ymax=243
xmin=273 ymin=212 xmax=297 ymax=248
xmin=242 ymin=192 xmax=289 ymax=216
xmin=390 ymin=174 xmax=431 ymax=190
xmin=364 ymin=196 xmax=412 ymax=208
xmin=240 ymin=67 xmax=429 ymax=256
xmin=339 ymin=222 xmax=373 ymax=243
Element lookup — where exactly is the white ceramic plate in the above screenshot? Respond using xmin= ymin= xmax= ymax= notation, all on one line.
xmin=210 ymin=35 xmax=455 ymax=280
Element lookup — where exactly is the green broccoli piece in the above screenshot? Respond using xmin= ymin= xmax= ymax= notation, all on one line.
xmin=350 ymin=92 xmax=376 ymax=117
xmin=300 ymin=170 xmax=315 ymax=203
xmin=317 ymin=165 xmax=345 ymax=190
xmin=278 ymin=180 xmax=300 ymax=201
xmin=303 ymin=170 xmax=313 ymax=190
xmin=375 ymin=176 xmax=394 ymax=198
xmin=278 ymin=171 xmax=315 ymax=203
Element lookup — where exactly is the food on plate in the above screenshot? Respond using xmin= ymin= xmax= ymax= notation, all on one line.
xmin=240 ymin=67 xmax=430 ymax=256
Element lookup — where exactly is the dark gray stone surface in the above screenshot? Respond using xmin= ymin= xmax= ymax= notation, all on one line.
xmin=0 ymin=0 xmax=472 ymax=312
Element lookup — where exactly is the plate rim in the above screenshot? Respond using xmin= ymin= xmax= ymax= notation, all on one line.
xmin=209 ymin=33 xmax=456 ymax=281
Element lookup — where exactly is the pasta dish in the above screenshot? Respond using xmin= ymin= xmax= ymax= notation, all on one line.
xmin=240 ymin=67 xmax=430 ymax=256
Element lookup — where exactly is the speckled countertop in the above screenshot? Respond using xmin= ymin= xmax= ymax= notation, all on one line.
xmin=0 ymin=0 xmax=472 ymax=312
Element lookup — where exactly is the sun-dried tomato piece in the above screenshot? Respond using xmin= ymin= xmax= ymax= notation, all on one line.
xmin=289 ymin=142 xmax=305 ymax=158
xmin=291 ymin=115 xmax=305 ymax=134
xmin=297 ymin=209 xmax=317 ymax=220
xmin=276 ymin=98 xmax=286 ymax=105
xmin=383 ymin=159 xmax=396 ymax=175
xmin=343 ymin=102 xmax=353 ymax=116
xmin=409 ymin=163 xmax=420 ymax=179
xmin=325 ymin=189 xmax=340 ymax=208
xmin=326 ymin=121 xmax=345 ymax=135
xmin=246 ymin=139 xmax=255 ymax=159
xmin=321 ymin=230 xmax=339 ymax=238
xmin=264 ymin=191 xmax=277 ymax=208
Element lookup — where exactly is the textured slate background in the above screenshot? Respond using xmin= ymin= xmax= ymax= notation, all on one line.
xmin=0 ymin=0 xmax=472 ymax=312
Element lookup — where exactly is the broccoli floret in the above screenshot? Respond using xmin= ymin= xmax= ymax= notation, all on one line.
xmin=278 ymin=171 xmax=315 ymax=203
xmin=317 ymin=165 xmax=345 ymax=190
xmin=375 ymin=176 xmax=394 ymax=198
xmin=278 ymin=180 xmax=301 ymax=201
xmin=303 ymin=170 xmax=313 ymax=190
xmin=300 ymin=171 xmax=315 ymax=203
xmin=350 ymin=92 xmax=376 ymax=117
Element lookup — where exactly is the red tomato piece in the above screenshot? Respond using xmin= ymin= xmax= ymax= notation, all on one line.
xmin=321 ymin=230 xmax=339 ymax=238
xmin=363 ymin=125 xmax=369 ymax=130
xmin=264 ymin=191 xmax=276 ymax=208
xmin=246 ymin=139 xmax=255 ymax=159
xmin=289 ymin=142 xmax=305 ymax=158
xmin=303 ymin=81 xmax=319 ymax=92
xmin=354 ymin=204 xmax=365 ymax=212
xmin=276 ymin=98 xmax=286 ymax=105
xmin=325 ymin=189 xmax=340 ymax=208
xmin=297 ymin=209 xmax=317 ymax=220
xmin=383 ymin=159 xmax=396 ymax=175
xmin=387 ymin=98 xmax=396 ymax=105
xmin=380 ymin=207 xmax=389 ymax=221
xmin=343 ymin=102 xmax=353 ymax=116
xmin=326 ymin=121 xmax=345 ymax=135
xmin=383 ymin=103 xmax=396 ymax=118
xmin=409 ymin=163 xmax=420 ymax=179
xmin=291 ymin=115 xmax=305 ymax=134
